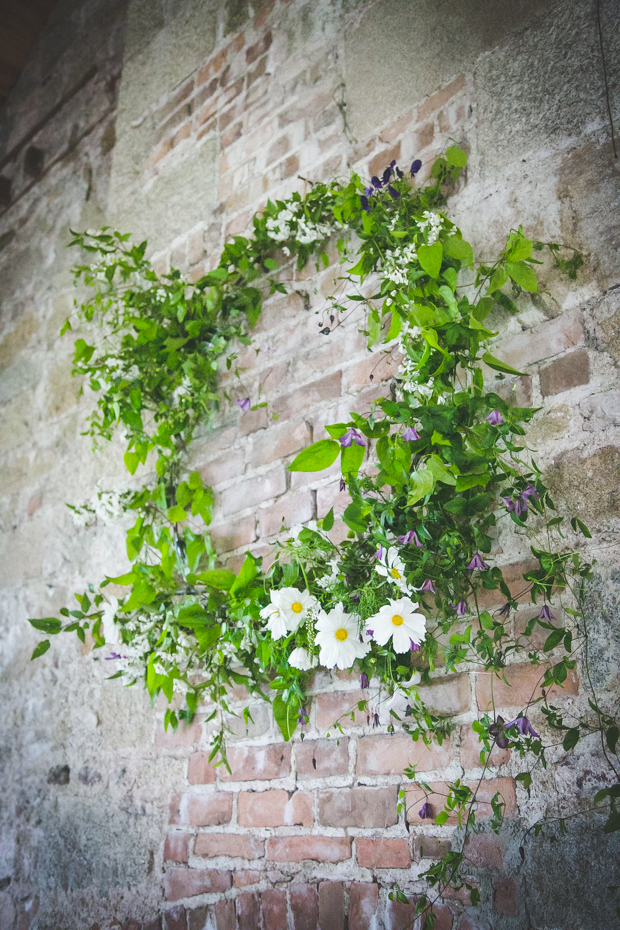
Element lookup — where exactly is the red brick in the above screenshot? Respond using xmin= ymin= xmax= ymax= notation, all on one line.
xmin=251 ymin=419 xmax=312 ymax=466
xmin=493 ymin=876 xmax=518 ymax=915
xmin=413 ymin=836 xmax=452 ymax=861
xmin=469 ymin=777 xmax=517 ymax=818
xmin=267 ymin=836 xmax=351 ymax=863
xmin=318 ymin=786 xmax=398 ymax=828
xmin=238 ymin=789 xmax=313 ymax=827
xmin=164 ymin=868 xmax=231 ymax=901
xmin=318 ymin=882 xmax=345 ymax=930
xmin=379 ymin=109 xmax=414 ymax=143
xmin=248 ymin=56 xmax=267 ymax=87
xmin=476 ymin=663 xmax=578 ymax=711
xmin=356 ymin=837 xmax=410 ymax=869
xmin=219 ymin=465 xmax=286 ymax=515
xmin=262 ymin=888 xmax=288 ymax=930
xmin=476 ymin=560 xmax=539 ymax=609
xmin=169 ymin=793 xmax=233 ymax=827
xmin=417 ymin=74 xmax=466 ymax=121
xmin=172 ymin=122 xmax=191 ymax=148
xmin=155 ymin=719 xmax=202 ymax=748
xmin=346 ymin=350 xmax=402 ymax=391
xmin=316 ymin=480 xmax=350 ymax=518
xmin=232 ymin=870 xmax=260 ymax=888
xmin=258 ymin=489 xmax=314 ymax=537
xmin=539 ymin=348 xmax=590 ymax=396
xmin=239 ymin=404 xmax=269 ymax=436
xmin=368 ymin=142 xmax=401 ymax=180
xmin=414 ymin=120 xmax=435 ymax=151
xmin=164 ymin=907 xmax=187 ymax=930
xmin=349 ymin=883 xmax=379 ymax=930
xmin=220 ymin=743 xmax=291 ymax=781
xmin=405 ymin=781 xmax=456 ymax=825
xmin=356 ymin=734 xmax=452 ymax=776
xmin=441 ymin=881 xmax=479 ymax=905
xmin=407 ymin=777 xmax=516 ymax=824
xmin=187 ymin=905 xmax=208 ymax=930
xmin=188 ymin=752 xmax=217 ymax=785
xmin=496 ymin=308 xmax=583 ymax=371
xmin=156 ymin=79 xmax=195 ymax=123
xmin=246 ymin=30 xmax=272 ymax=64
xmin=464 ymin=833 xmax=505 ymax=869
xmin=165 ymin=834 xmax=190 ymax=862
xmin=418 ymin=675 xmax=471 ymax=714
xmin=290 ymin=883 xmax=319 ymax=930
xmin=199 ymin=450 xmax=245 ymax=487
xmin=237 ymin=891 xmax=260 ymax=930
xmin=211 ymin=899 xmax=235 ymax=930
xmin=315 ymin=689 xmax=368 ymax=729
xmin=295 ymin=738 xmax=349 ymax=778
xmin=459 ymin=724 xmax=510 ymax=769
xmin=193 ymin=833 xmax=264 ymax=859
xmin=209 ymin=514 xmax=257 ymax=552
xmin=273 ymin=372 xmax=342 ymax=422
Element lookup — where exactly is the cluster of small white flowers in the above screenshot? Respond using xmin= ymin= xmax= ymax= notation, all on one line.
xmin=383 ymin=243 xmax=419 ymax=286
xmin=417 ymin=210 xmax=444 ymax=245
xmin=155 ymin=288 xmax=167 ymax=302
xmin=265 ymin=202 xmax=301 ymax=241
xmin=265 ymin=202 xmax=332 ymax=246
xmin=317 ymin=559 xmax=340 ymax=589
xmin=296 ymin=216 xmax=332 ymax=245
xmin=92 ymin=484 xmax=128 ymax=523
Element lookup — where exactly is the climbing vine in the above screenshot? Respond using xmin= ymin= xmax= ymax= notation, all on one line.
xmin=28 ymin=149 xmax=619 ymax=924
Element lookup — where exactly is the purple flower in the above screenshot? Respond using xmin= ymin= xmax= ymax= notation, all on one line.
xmin=521 ymin=484 xmax=539 ymax=502
xmin=236 ymin=397 xmax=251 ymax=412
xmin=364 ymin=186 xmax=375 ymax=197
xmin=104 ymin=652 xmax=125 ymax=660
xmin=410 ymin=159 xmax=422 ymax=177
xmin=402 ymin=426 xmax=420 ymax=442
xmin=360 ymin=195 xmax=370 ymax=213
xmin=503 ymin=495 xmax=527 ymax=516
xmin=489 ymin=715 xmax=509 ymax=749
xmin=372 ymin=712 xmax=380 ymax=728
xmin=398 ymin=530 xmax=422 ymax=547
xmin=419 ymin=578 xmax=436 ymax=593
xmin=387 ymin=185 xmax=400 ymax=200
xmin=486 ymin=409 xmax=505 ymax=426
xmin=456 ymin=600 xmax=469 ymax=617
xmin=360 ymin=673 xmax=370 ymax=689
xmin=298 ymin=707 xmax=309 ymax=725
xmin=339 ymin=478 xmax=346 ymax=492
xmin=539 ymin=604 xmax=555 ymax=621
xmin=497 ymin=602 xmax=511 ymax=618
xmin=382 ymin=165 xmax=393 ymax=185
xmin=395 ymin=166 xmax=404 ymax=179
xmin=371 ymin=176 xmax=382 ymax=190
xmin=340 ymin=428 xmax=366 ymax=448
xmin=467 ymin=553 xmax=490 ymax=571
xmin=366 ymin=629 xmax=374 ymax=637
xmin=506 ymin=715 xmax=540 ymax=740
xmin=372 ymin=545 xmax=385 ymax=561
xmin=410 ymin=640 xmax=421 ymax=652
xmin=418 ymin=802 xmax=433 ymax=819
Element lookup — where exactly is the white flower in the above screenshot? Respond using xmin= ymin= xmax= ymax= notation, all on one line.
xmin=289 ymin=647 xmax=318 ymax=670
xmin=260 ymin=592 xmax=288 ymax=640
xmin=315 ymin=603 xmax=370 ymax=670
xmin=101 ymin=597 xmax=121 ymax=645
xmin=375 ymin=546 xmax=409 ymax=592
xmin=278 ymin=587 xmax=317 ymax=630
xmin=369 ymin=597 xmax=427 ymax=653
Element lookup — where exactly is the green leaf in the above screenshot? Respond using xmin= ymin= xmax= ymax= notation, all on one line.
xmin=408 ymin=468 xmax=435 ymax=505
xmin=273 ymin=693 xmax=299 ymax=741
xmin=263 ymin=257 xmax=278 ymax=270
xmin=193 ymin=624 xmax=221 ymax=653
xmin=31 ymin=639 xmax=51 ymax=659
xmin=288 ymin=439 xmax=340 ymax=472
xmin=563 ymin=727 xmax=580 ymax=751
xmin=443 ymin=235 xmax=473 ymax=267
xmin=28 ymin=617 xmax=62 ymax=635
xmin=445 ymin=145 xmax=468 ymax=167
xmin=480 ymin=611 xmax=494 ymax=630
xmin=571 ymin=517 xmax=592 ymax=538
xmin=427 ymin=455 xmax=456 ymax=485
xmin=368 ymin=308 xmax=382 ymax=347
xmin=607 ymin=726 xmax=619 ymax=754
xmin=199 ymin=569 xmax=236 ymax=590
xmin=487 ymin=266 xmax=508 ymax=295
xmin=516 ymin=771 xmax=532 ymax=789
xmin=341 ymin=441 xmax=365 ymax=476
xmin=124 ymin=450 xmax=140 ymax=474
xmin=605 ymin=811 xmax=620 ymax=834
xmin=167 ymin=505 xmax=187 ymax=523
xmin=417 ymin=242 xmax=443 ymax=279
xmin=230 ymin=554 xmax=258 ymax=595
xmin=386 ymin=310 xmax=402 ymax=341
xmin=455 ymin=473 xmax=490 ymax=491
xmin=322 ymin=507 xmax=335 ymax=531
xmin=482 ymin=351 xmax=526 ymax=377
xmin=544 ymin=627 xmax=565 ymax=652
xmin=506 ymin=260 xmax=538 ymax=292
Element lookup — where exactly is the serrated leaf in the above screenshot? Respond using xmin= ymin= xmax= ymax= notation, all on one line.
xmin=288 ymin=439 xmax=340 ymax=472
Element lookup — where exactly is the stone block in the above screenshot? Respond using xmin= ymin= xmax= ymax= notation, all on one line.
xmin=476 ymin=663 xmax=578 ymax=711
xmin=539 ymin=348 xmax=590 ymax=396
xmin=494 ymin=876 xmax=519 ymax=915
xmin=356 ymin=837 xmax=411 ymax=869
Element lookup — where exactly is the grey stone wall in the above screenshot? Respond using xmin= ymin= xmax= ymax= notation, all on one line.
xmin=0 ymin=1 xmax=618 ymax=928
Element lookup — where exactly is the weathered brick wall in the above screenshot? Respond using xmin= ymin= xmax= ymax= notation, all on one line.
xmin=1 ymin=1 xmax=619 ymax=929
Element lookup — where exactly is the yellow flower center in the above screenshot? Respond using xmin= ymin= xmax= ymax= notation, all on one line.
xmin=335 ymin=628 xmax=348 ymax=641
xmin=392 ymin=614 xmax=404 ymax=626
xmin=391 ymin=568 xmax=401 ymax=579
xmin=291 ymin=601 xmax=303 ymax=614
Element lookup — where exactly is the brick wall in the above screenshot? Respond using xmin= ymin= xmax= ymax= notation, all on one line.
xmin=0 ymin=1 xmax=619 ymax=928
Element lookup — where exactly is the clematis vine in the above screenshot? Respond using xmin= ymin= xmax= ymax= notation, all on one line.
xmin=398 ymin=530 xmax=423 ymax=547
xmin=467 ymin=553 xmax=490 ymax=571
xmin=339 ymin=428 xmax=365 ymax=448
xmin=486 ymin=409 xmax=504 ymax=426
xmin=236 ymin=397 xmax=251 ymax=412
xmin=402 ymin=426 xmax=420 ymax=441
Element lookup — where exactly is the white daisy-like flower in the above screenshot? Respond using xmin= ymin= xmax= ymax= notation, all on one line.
xmin=101 ymin=596 xmax=121 ymax=645
xmin=314 ymin=603 xmax=370 ymax=670
xmin=375 ymin=546 xmax=409 ymax=592
xmin=369 ymin=596 xmax=427 ymax=653
xmin=278 ymin=587 xmax=317 ymax=631
xmin=288 ymin=647 xmax=318 ymax=670
xmin=260 ymin=592 xmax=288 ymax=640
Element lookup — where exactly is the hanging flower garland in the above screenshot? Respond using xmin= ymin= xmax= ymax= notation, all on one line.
xmin=28 ymin=148 xmax=617 ymax=920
